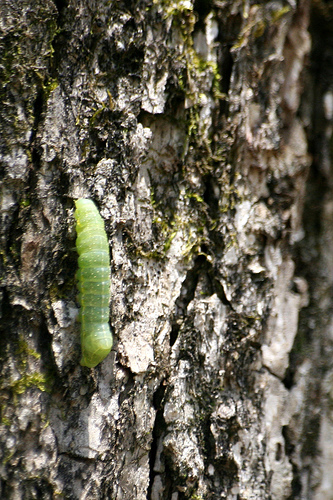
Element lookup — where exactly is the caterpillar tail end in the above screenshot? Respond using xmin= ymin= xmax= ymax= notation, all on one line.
xmin=80 ymin=344 xmax=112 ymax=368
xmin=80 ymin=324 xmax=113 ymax=368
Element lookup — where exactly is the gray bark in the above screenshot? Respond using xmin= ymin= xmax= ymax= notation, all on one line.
xmin=1 ymin=0 xmax=332 ymax=499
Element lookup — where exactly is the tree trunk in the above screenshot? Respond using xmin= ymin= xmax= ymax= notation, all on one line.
xmin=1 ymin=0 xmax=332 ymax=499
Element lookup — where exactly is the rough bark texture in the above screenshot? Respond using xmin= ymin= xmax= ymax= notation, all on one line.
xmin=1 ymin=0 xmax=333 ymax=499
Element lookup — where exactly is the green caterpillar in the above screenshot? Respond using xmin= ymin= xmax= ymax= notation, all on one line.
xmin=74 ymin=199 xmax=112 ymax=367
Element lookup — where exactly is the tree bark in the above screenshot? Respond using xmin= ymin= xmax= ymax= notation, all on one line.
xmin=1 ymin=0 xmax=332 ymax=499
